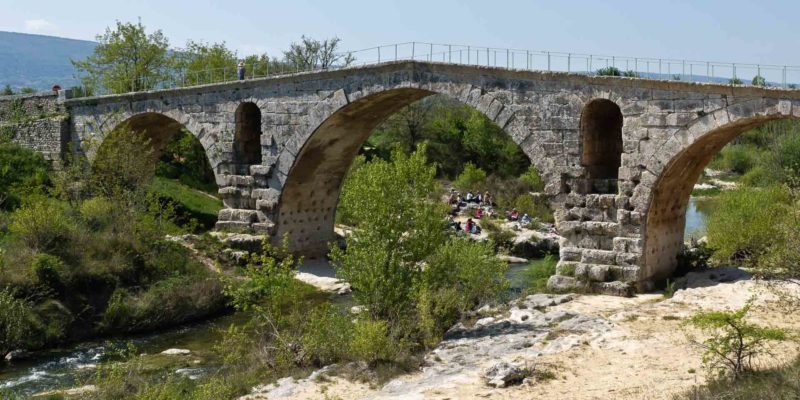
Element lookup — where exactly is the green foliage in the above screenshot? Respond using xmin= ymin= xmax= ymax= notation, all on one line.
xmin=154 ymin=129 xmax=217 ymax=193
xmin=92 ymin=127 xmax=156 ymax=198
xmin=283 ymin=36 xmax=354 ymax=70
xmin=29 ymin=253 xmax=68 ymax=289
xmin=453 ymin=162 xmax=487 ymax=191
xmin=0 ymin=142 xmax=51 ymax=210
xmin=524 ymin=255 xmax=558 ymax=294
xmin=519 ymin=166 xmax=545 ymax=192
xmin=706 ymin=186 xmax=790 ymax=266
xmin=333 ymin=146 xmax=509 ymax=349
xmin=79 ymin=196 xmax=115 ymax=230
xmin=0 ymin=289 xmax=36 ymax=358
xmin=1 ymin=85 xmax=12 ymax=95
xmin=369 ymin=96 xmax=530 ymax=179
xmin=684 ymin=301 xmax=788 ymax=378
xmin=622 ymin=70 xmax=640 ymax=77
xmin=175 ymin=40 xmax=238 ymax=85
xmin=72 ymin=19 xmax=174 ymax=94
xmin=350 ymin=319 xmax=398 ymax=364
xmin=709 ymin=144 xmax=760 ymax=174
xmin=729 ymin=77 xmax=744 ymax=85
xmin=100 ymin=275 xmax=225 ymax=333
xmin=596 ymin=66 xmax=622 ymax=76
xmin=19 ymin=87 xmax=35 ymax=94
xmin=752 ymin=75 xmax=767 ymax=86
xmin=672 ymin=356 xmax=800 ymax=400
xmin=9 ymin=198 xmax=74 ymax=253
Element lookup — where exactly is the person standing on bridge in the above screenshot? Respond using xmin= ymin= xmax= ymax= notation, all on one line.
xmin=238 ymin=61 xmax=246 ymax=80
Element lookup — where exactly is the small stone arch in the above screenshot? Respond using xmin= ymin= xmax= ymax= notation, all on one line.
xmin=91 ymin=112 xmax=220 ymax=185
xmin=580 ymin=99 xmax=623 ymax=193
xmin=234 ymin=102 xmax=262 ymax=174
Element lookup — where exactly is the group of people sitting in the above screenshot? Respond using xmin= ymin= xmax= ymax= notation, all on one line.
xmin=505 ymin=208 xmax=533 ymax=225
xmin=446 ymin=188 xmax=495 ymax=236
xmin=446 ymin=215 xmax=482 ymax=235
xmin=448 ymin=189 xmax=493 ymax=209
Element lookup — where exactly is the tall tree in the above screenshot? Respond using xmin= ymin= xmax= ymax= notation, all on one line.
xmin=72 ymin=20 xmax=174 ymax=94
xmin=283 ymin=36 xmax=354 ymax=70
xmin=175 ymin=40 xmax=238 ymax=85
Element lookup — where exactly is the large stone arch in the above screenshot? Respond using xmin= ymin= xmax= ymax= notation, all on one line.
xmin=272 ymin=85 xmax=552 ymax=255
xmin=639 ymin=98 xmax=796 ymax=282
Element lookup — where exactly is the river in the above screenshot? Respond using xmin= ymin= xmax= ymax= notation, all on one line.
xmin=0 ymin=198 xmax=716 ymax=397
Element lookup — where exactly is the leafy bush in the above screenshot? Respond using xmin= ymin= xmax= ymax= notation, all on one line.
xmin=79 ymin=197 xmax=116 ymax=230
xmin=709 ymin=144 xmax=760 ymax=174
xmin=519 ymin=166 xmax=545 ymax=192
xmin=453 ymin=162 xmax=487 ymax=191
xmin=29 ymin=253 xmax=68 ymax=289
xmin=0 ymin=142 xmax=50 ymax=211
xmin=9 ymin=198 xmax=74 ymax=253
xmin=0 ymin=289 xmax=36 ymax=358
xmin=513 ymin=194 xmax=554 ymax=223
xmin=671 ymin=356 xmax=800 ymax=400
xmin=684 ymin=301 xmax=788 ymax=378
xmin=350 ymin=318 xmax=398 ymax=365
xmin=300 ymin=304 xmax=354 ymax=366
xmin=596 ymin=66 xmax=622 ymax=76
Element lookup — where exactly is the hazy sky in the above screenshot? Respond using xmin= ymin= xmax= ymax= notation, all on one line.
xmin=2 ymin=0 xmax=799 ymax=65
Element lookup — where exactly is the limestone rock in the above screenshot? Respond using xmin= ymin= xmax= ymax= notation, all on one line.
xmin=161 ymin=348 xmax=191 ymax=355
xmin=483 ymin=362 xmax=528 ymax=388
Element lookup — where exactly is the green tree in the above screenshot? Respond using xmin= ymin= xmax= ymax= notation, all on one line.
xmin=72 ymin=20 xmax=174 ymax=94
xmin=752 ymin=75 xmax=767 ymax=87
xmin=283 ymin=36 xmax=354 ymax=70
xmin=91 ymin=127 xmax=156 ymax=198
xmin=596 ymin=66 xmax=622 ymax=76
xmin=0 ymin=142 xmax=51 ymax=210
xmin=1 ymin=85 xmax=12 ymax=95
xmin=729 ymin=77 xmax=744 ymax=85
xmin=175 ymin=40 xmax=238 ymax=85
xmin=685 ymin=301 xmax=788 ymax=378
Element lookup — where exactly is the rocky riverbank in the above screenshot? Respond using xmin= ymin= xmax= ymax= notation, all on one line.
xmin=240 ymin=268 xmax=800 ymax=400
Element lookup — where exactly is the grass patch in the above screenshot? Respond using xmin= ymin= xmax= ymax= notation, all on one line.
xmin=523 ymin=255 xmax=557 ymax=294
xmin=150 ymin=177 xmax=222 ymax=231
xmin=672 ymin=356 xmax=800 ymax=400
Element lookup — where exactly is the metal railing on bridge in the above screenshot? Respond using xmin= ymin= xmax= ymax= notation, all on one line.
xmin=93 ymin=42 xmax=800 ymax=96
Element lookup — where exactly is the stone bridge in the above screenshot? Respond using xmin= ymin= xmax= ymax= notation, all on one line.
xmin=4 ymin=61 xmax=800 ymax=295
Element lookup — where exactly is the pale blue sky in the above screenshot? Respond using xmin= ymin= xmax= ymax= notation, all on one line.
xmin=2 ymin=0 xmax=799 ymax=65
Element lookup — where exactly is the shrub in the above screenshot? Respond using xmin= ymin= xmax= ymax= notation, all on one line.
xmin=713 ymin=144 xmax=759 ymax=174
xmin=596 ymin=66 xmax=622 ymax=76
xmin=29 ymin=253 xmax=68 ymax=289
xmin=300 ymin=304 xmax=354 ymax=366
xmin=0 ymin=142 xmax=51 ymax=211
xmin=513 ymin=194 xmax=554 ymax=223
xmin=0 ymin=289 xmax=36 ymax=358
xmin=524 ymin=255 xmax=558 ymax=294
xmin=79 ymin=197 xmax=116 ymax=230
xmin=684 ymin=301 xmax=788 ymax=378
xmin=519 ymin=166 xmax=545 ymax=192
xmin=9 ymin=198 xmax=74 ymax=253
xmin=453 ymin=162 xmax=487 ymax=191
xmin=350 ymin=319 xmax=398 ymax=365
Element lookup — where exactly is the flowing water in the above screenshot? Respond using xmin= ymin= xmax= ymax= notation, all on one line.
xmin=1 ymin=201 xmax=716 ymax=397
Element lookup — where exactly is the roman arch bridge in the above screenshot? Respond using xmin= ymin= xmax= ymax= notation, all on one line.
xmin=6 ymin=61 xmax=800 ymax=295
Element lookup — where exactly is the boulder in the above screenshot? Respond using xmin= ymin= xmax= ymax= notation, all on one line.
xmin=483 ymin=361 xmax=529 ymax=388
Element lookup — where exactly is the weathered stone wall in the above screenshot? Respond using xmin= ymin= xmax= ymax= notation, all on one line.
xmin=0 ymin=92 xmax=69 ymax=167
xmin=61 ymin=62 xmax=800 ymax=295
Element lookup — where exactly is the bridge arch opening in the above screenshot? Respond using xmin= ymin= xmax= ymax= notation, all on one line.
xmin=234 ymin=102 xmax=262 ymax=174
xmin=275 ymin=88 xmax=551 ymax=256
xmin=95 ymin=112 xmax=222 ymax=230
xmin=580 ymin=99 xmax=623 ymax=193
xmin=642 ymin=114 xmax=797 ymax=283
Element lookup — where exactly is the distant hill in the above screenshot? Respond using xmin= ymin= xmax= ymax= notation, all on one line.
xmin=0 ymin=31 xmax=95 ymax=90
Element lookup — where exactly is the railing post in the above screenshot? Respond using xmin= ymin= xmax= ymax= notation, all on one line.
xmin=567 ymin=53 xmax=571 ymax=72
xmin=412 ymin=42 xmax=415 ymax=60
xmin=547 ymin=52 xmax=551 ymax=71
xmin=658 ymin=59 xmax=662 ymax=78
xmin=526 ymin=50 xmax=530 ymax=69
xmin=429 ymin=43 xmax=433 ymax=62
xmin=395 ymin=44 xmax=398 ymax=61
xmin=448 ymin=45 xmax=452 ymax=63
xmin=467 ymin=46 xmax=470 ymax=64
xmin=507 ymin=49 xmax=510 ymax=69
xmin=487 ymin=48 xmax=490 ymax=66
xmin=783 ymin=65 xmax=787 ymax=89
xmin=634 ymin=57 xmax=637 ymax=74
xmin=732 ymin=63 xmax=737 ymax=82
